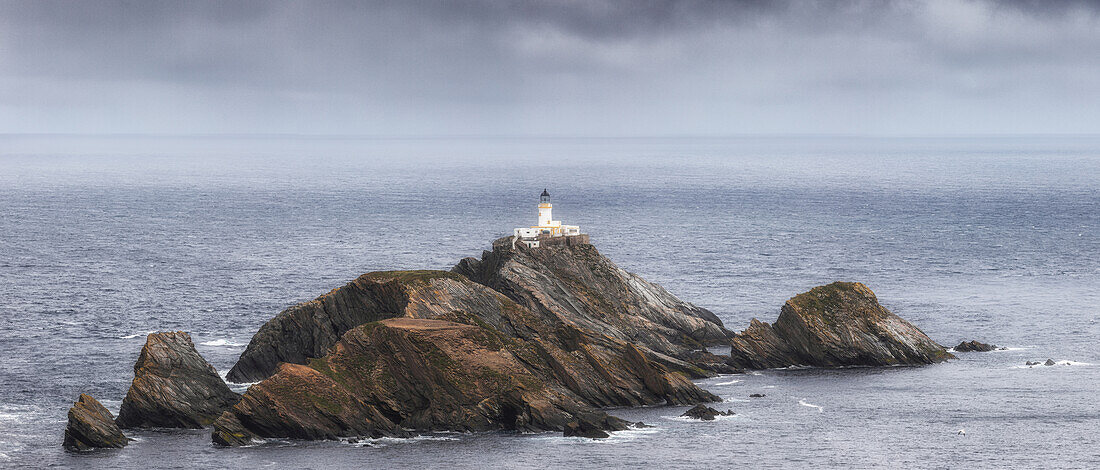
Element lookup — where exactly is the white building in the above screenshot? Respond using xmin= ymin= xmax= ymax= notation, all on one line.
xmin=513 ymin=189 xmax=582 ymax=248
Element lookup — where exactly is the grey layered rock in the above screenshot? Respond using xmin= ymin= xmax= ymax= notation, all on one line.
xmin=116 ymin=332 xmax=240 ymax=428
xmin=453 ymin=236 xmax=732 ymax=366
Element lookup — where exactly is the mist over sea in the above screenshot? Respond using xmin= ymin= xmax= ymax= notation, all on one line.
xmin=1 ymin=136 xmax=1098 ymax=468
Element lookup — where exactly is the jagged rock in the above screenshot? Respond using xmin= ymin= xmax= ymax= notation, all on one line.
xmin=1044 ymin=359 xmax=1056 ymax=366
xmin=215 ymin=318 xmax=634 ymax=445
xmin=563 ymin=413 xmax=623 ymax=439
xmin=954 ymin=340 xmax=997 ymax=352
xmin=226 ymin=269 xmax=718 ymax=413
xmin=453 ymin=237 xmax=731 ymax=365
xmin=749 ymin=393 xmax=766 ymax=398
xmin=680 ymin=404 xmax=735 ymax=421
xmin=228 ymin=271 xmax=525 ymax=383
xmin=211 ymin=411 xmax=254 ymax=447
xmin=116 ymin=332 xmax=240 ymax=429
xmin=63 ymin=394 xmax=128 ymax=450
xmin=1025 ymin=361 xmax=1039 ymax=366
xmin=728 ymin=282 xmax=954 ymax=369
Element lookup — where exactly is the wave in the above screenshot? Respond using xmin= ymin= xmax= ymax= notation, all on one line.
xmin=662 ymin=414 xmax=737 ymax=423
xmin=201 ymin=339 xmax=245 ymax=347
xmin=119 ymin=330 xmax=155 ymax=339
xmin=797 ymin=399 xmax=823 ymax=412
xmin=714 ymin=379 xmax=741 ymax=386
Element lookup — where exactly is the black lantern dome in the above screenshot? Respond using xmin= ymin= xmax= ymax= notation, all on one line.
xmin=540 ymin=189 xmax=551 ymax=204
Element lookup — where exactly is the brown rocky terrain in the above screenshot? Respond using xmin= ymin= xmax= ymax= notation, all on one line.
xmin=214 ymin=318 xmax=649 ymax=444
xmin=208 ymin=237 xmax=953 ymax=445
xmin=63 ymin=394 xmax=128 ymax=450
xmin=727 ymin=282 xmax=954 ymax=369
xmin=115 ymin=332 xmax=240 ymax=429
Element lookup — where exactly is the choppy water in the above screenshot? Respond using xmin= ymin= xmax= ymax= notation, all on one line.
xmin=1 ymin=136 xmax=1098 ymax=469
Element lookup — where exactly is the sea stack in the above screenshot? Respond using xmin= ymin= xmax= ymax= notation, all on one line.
xmin=116 ymin=332 xmax=240 ymax=429
xmin=63 ymin=394 xmax=128 ymax=450
xmin=727 ymin=282 xmax=954 ymax=369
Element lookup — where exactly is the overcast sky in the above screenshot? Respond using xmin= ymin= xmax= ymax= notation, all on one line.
xmin=2 ymin=0 xmax=1099 ymax=136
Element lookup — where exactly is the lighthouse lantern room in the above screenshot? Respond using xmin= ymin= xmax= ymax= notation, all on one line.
xmin=513 ymin=189 xmax=583 ymax=248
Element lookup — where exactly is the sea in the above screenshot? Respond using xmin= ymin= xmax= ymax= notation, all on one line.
xmin=0 ymin=135 xmax=1097 ymax=469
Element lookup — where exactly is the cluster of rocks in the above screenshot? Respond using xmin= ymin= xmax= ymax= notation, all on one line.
xmin=1025 ymin=359 xmax=1058 ymax=367
xmin=64 ymin=332 xmax=241 ymax=451
xmin=66 ymin=235 xmax=960 ymax=451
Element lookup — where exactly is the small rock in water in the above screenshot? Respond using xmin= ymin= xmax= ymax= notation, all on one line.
xmin=1025 ymin=361 xmax=1038 ymax=366
xmin=633 ymin=422 xmax=653 ymax=428
xmin=1044 ymin=359 xmax=1056 ymax=366
xmin=680 ymin=404 xmax=735 ymax=421
xmin=63 ymin=394 xmax=128 ymax=450
xmin=749 ymin=393 xmax=766 ymax=398
xmin=953 ymin=340 xmax=998 ymax=352
xmin=564 ymin=419 xmax=610 ymax=439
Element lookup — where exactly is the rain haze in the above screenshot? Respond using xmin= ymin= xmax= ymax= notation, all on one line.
xmin=2 ymin=0 xmax=1100 ymax=137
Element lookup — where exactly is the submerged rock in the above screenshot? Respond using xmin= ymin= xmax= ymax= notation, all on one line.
xmin=116 ymin=332 xmax=240 ymax=429
xmin=749 ymin=393 xmax=766 ymax=398
xmin=728 ymin=282 xmax=954 ymax=369
xmin=680 ymin=404 xmax=734 ymax=421
xmin=954 ymin=340 xmax=998 ymax=352
xmin=63 ymin=394 xmax=128 ymax=450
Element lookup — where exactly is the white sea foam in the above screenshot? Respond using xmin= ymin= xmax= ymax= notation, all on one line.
xmin=201 ymin=339 xmax=245 ymax=347
xmin=119 ymin=330 xmax=155 ymax=339
xmin=662 ymin=414 xmax=737 ymax=423
xmin=714 ymin=379 xmax=741 ymax=386
xmin=797 ymin=399 xmax=823 ymax=412
xmin=1011 ymin=360 xmax=1092 ymax=369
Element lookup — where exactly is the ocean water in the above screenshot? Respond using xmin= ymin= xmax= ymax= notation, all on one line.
xmin=1 ymin=136 xmax=1098 ymax=469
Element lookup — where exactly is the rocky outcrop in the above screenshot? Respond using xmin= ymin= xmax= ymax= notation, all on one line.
xmin=215 ymin=318 xmax=638 ymax=444
xmin=680 ymin=404 xmax=734 ymax=421
xmin=116 ymin=332 xmax=240 ymax=429
xmin=228 ymin=271 xmax=519 ymax=383
xmin=211 ymin=240 xmax=955 ymax=446
xmin=954 ymin=340 xmax=999 ymax=352
xmin=727 ymin=282 xmax=954 ymax=369
xmin=453 ymin=237 xmax=731 ymax=366
xmin=63 ymin=394 xmax=128 ymax=450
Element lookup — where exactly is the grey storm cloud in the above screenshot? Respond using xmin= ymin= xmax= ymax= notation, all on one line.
xmin=1 ymin=0 xmax=1099 ymax=135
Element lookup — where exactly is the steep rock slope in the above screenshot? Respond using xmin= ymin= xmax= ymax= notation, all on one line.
xmin=116 ymin=332 xmax=240 ymax=428
xmin=727 ymin=282 xmax=954 ymax=369
xmin=453 ymin=237 xmax=730 ymax=362
xmin=227 ymin=271 xmax=514 ymax=383
xmin=214 ymin=318 xmax=653 ymax=445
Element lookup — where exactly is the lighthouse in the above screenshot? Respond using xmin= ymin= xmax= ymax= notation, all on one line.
xmin=513 ymin=189 xmax=585 ymax=248
xmin=538 ymin=189 xmax=553 ymax=226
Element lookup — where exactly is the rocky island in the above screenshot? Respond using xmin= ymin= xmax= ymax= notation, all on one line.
xmin=67 ymin=235 xmax=955 ymax=450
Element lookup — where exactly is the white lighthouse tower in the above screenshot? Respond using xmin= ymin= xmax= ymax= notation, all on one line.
xmin=538 ymin=189 xmax=553 ymax=226
xmin=513 ymin=189 xmax=584 ymax=248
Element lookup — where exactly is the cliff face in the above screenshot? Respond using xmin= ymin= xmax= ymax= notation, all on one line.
xmin=453 ymin=237 xmax=730 ymax=362
xmin=214 ymin=318 xmax=639 ymax=444
xmin=227 ymin=271 xmax=511 ymax=383
xmin=116 ymin=332 xmax=240 ymax=429
xmin=727 ymin=282 xmax=954 ymax=369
